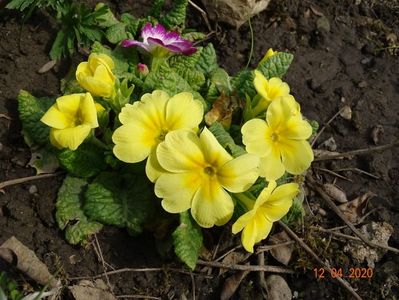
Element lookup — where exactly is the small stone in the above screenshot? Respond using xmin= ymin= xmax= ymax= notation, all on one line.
xmin=371 ymin=125 xmax=384 ymax=145
xmin=28 ymin=185 xmax=38 ymax=194
xmin=266 ymin=275 xmax=292 ymax=300
xmin=316 ymin=16 xmax=331 ymax=32
xmin=358 ymin=80 xmax=368 ymax=88
xmin=320 ymin=137 xmax=337 ymax=151
xmin=339 ymin=105 xmax=352 ymax=120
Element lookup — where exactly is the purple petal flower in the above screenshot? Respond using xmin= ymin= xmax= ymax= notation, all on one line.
xmin=121 ymin=23 xmax=197 ymax=56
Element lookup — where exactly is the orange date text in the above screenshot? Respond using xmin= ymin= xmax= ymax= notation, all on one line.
xmin=313 ymin=267 xmax=374 ymax=279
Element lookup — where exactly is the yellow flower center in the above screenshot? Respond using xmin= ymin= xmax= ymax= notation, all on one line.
xmin=157 ymin=129 xmax=168 ymax=142
xmin=203 ymin=165 xmax=216 ymax=177
xmin=271 ymin=133 xmax=279 ymax=142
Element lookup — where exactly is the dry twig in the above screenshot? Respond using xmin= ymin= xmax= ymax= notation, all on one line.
xmin=277 ymin=221 xmax=362 ymax=300
xmin=196 ymin=260 xmax=295 ymax=274
xmin=311 ymin=106 xmax=346 ymax=147
xmin=306 ymin=175 xmax=399 ymax=254
xmin=188 ymin=0 xmax=212 ymax=32
xmin=313 ymin=139 xmax=399 ymax=161
xmin=0 ymin=173 xmax=61 ymax=190
xmin=115 ymin=295 xmax=161 ymax=299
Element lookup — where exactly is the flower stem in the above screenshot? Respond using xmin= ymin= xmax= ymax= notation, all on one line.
xmin=234 ymin=192 xmax=256 ymax=211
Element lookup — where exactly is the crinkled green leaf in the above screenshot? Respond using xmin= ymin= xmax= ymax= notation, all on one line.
xmin=196 ymin=43 xmax=218 ymax=76
xmin=28 ymin=146 xmax=59 ymax=175
xmin=56 ymin=176 xmax=103 ymax=245
xmin=209 ymin=68 xmax=232 ymax=95
xmin=94 ymin=3 xmax=119 ymax=27
xmin=143 ymin=62 xmax=206 ymax=108
xmin=120 ymin=13 xmax=141 ymax=37
xmin=172 ymin=211 xmax=203 ymax=270
xmin=257 ymin=52 xmax=294 ymax=79
xmin=92 ymin=41 xmax=137 ymax=76
xmin=84 ymin=172 xmax=156 ymax=235
xmin=17 ymin=90 xmax=55 ymax=146
xmin=150 ymin=0 xmax=165 ymax=18
xmin=105 ymin=22 xmax=128 ymax=44
xmin=58 ymin=143 xmax=107 ymax=178
xmin=181 ymin=31 xmax=206 ymax=42
xmin=169 ymin=51 xmax=205 ymax=91
xmin=208 ymin=122 xmax=246 ymax=157
xmin=231 ymin=69 xmax=256 ymax=99
xmin=161 ymin=0 xmax=188 ymax=29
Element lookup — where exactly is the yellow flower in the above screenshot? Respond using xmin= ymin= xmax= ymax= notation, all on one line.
xmin=258 ymin=48 xmax=278 ymax=65
xmin=155 ymin=128 xmax=259 ymax=228
xmin=41 ymin=93 xmax=99 ymax=150
xmin=76 ymin=53 xmax=116 ymax=98
xmin=242 ymin=96 xmax=313 ymax=180
xmin=112 ymin=90 xmax=204 ymax=182
xmin=232 ymin=181 xmax=298 ymax=252
xmin=254 ymin=70 xmax=290 ymax=103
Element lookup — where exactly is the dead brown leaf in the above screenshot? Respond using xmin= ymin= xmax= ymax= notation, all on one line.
xmin=69 ymin=280 xmax=116 ymax=300
xmin=220 ymin=265 xmax=250 ymax=300
xmin=204 ymin=93 xmax=241 ymax=128
xmin=269 ymin=232 xmax=294 ymax=266
xmin=339 ymin=191 xmax=376 ymax=223
xmin=323 ymin=183 xmax=348 ymax=203
xmin=310 ymin=5 xmax=324 ymax=16
xmin=38 ymin=60 xmax=57 ymax=74
xmin=0 ymin=236 xmax=59 ymax=288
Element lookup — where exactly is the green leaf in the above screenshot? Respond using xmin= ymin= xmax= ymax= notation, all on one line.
xmin=209 ymin=68 xmax=232 ymax=94
xmin=161 ymin=0 xmax=188 ymax=29
xmin=17 ymin=90 xmax=55 ymax=146
xmin=143 ymin=62 xmax=206 ymax=107
xmin=208 ymin=122 xmax=246 ymax=157
xmin=6 ymin=0 xmax=35 ymax=11
xmin=84 ymin=172 xmax=157 ymax=235
xmin=58 ymin=143 xmax=107 ymax=178
xmin=120 ymin=13 xmax=141 ymax=37
xmin=181 ymin=31 xmax=206 ymax=42
xmin=231 ymin=69 xmax=256 ymax=99
xmin=257 ymin=52 xmax=294 ymax=79
xmin=150 ymin=0 xmax=165 ymax=18
xmin=105 ymin=22 xmax=128 ymax=44
xmin=195 ymin=43 xmax=218 ymax=76
xmin=56 ymin=176 xmax=103 ymax=245
xmin=169 ymin=51 xmax=206 ymax=91
xmin=94 ymin=3 xmax=119 ymax=27
xmin=172 ymin=212 xmax=203 ymax=270
xmin=28 ymin=146 xmax=59 ymax=175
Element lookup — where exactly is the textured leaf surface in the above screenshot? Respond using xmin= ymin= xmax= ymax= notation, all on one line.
xmin=17 ymin=90 xmax=55 ymax=146
xmin=161 ymin=0 xmax=188 ymax=29
xmin=56 ymin=176 xmax=103 ymax=245
xmin=172 ymin=211 xmax=203 ymax=270
xmin=257 ymin=52 xmax=294 ymax=79
xmin=208 ymin=122 xmax=246 ymax=157
xmin=84 ymin=172 xmax=156 ymax=234
xmin=196 ymin=43 xmax=218 ymax=76
xmin=58 ymin=143 xmax=107 ymax=178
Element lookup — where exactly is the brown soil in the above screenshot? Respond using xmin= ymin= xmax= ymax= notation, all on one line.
xmin=1 ymin=1 xmax=398 ymax=299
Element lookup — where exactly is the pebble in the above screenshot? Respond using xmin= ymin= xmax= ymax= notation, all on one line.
xmin=320 ymin=137 xmax=337 ymax=151
xmin=316 ymin=16 xmax=331 ymax=32
xmin=28 ymin=185 xmax=38 ymax=194
xmin=358 ymin=80 xmax=368 ymax=88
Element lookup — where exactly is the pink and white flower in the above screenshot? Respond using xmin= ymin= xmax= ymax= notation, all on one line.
xmin=121 ymin=23 xmax=196 ymax=56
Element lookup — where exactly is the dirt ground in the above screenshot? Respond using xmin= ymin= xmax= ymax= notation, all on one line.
xmin=0 ymin=0 xmax=398 ymax=299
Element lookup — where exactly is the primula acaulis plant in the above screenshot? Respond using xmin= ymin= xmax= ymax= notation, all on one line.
xmin=15 ymin=0 xmax=316 ymax=270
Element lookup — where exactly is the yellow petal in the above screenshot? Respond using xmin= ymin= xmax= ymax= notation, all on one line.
xmin=240 ymin=214 xmax=272 ymax=253
xmin=49 ymin=129 xmax=63 ymax=149
xmin=282 ymin=117 xmax=313 ymax=140
xmin=280 ymin=139 xmax=314 ymax=175
xmin=218 ymin=154 xmax=259 ymax=193
xmin=156 ymin=130 xmax=204 ymax=172
xmin=254 ymin=180 xmax=277 ymax=209
xmin=253 ymin=213 xmax=273 ymax=244
xmin=51 ymin=125 xmax=91 ymax=150
xmin=232 ymin=210 xmax=255 ymax=234
xmin=89 ymin=53 xmax=115 ymax=72
xmin=258 ymin=151 xmax=285 ymax=180
xmin=155 ymin=172 xmax=201 ymax=213
xmin=199 ymin=127 xmax=232 ymax=168
xmin=261 ymin=182 xmax=298 ymax=222
xmin=41 ymin=105 xmax=74 ymax=129
xmin=56 ymin=94 xmax=82 ymax=116
xmin=266 ymin=95 xmax=293 ymax=129
xmin=241 ymin=119 xmax=270 ymax=157
xmin=76 ymin=62 xmax=92 ymax=78
xmin=165 ymin=92 xmax=203 ymax=130
xmin=268 ymin=77 xmax=290 ymax=99
xmin=80 ymin=93 xmax=99 ymax=128
xmin=112 ymin=123 xmax=154 ymax=163
xmin=79 ymin=76 xmax=114 ymax=97
xmin=145 ymin=147 xmax=165 ymax=182
xmin=191 ymin=179 xmax=234 ymax=228
xmin=258 ymin=48 xmax=277 ymax=65
xmin=93 ymin=64 xmax=115 ymax=85
xmin=254 ymin=70 xmax=270 ymax=101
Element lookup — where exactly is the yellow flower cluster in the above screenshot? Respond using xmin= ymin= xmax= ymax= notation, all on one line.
xmin=41 ymin=53 xmax=116 ymax=150
xmin=39 ymin=48 xmax=313 ymax=253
